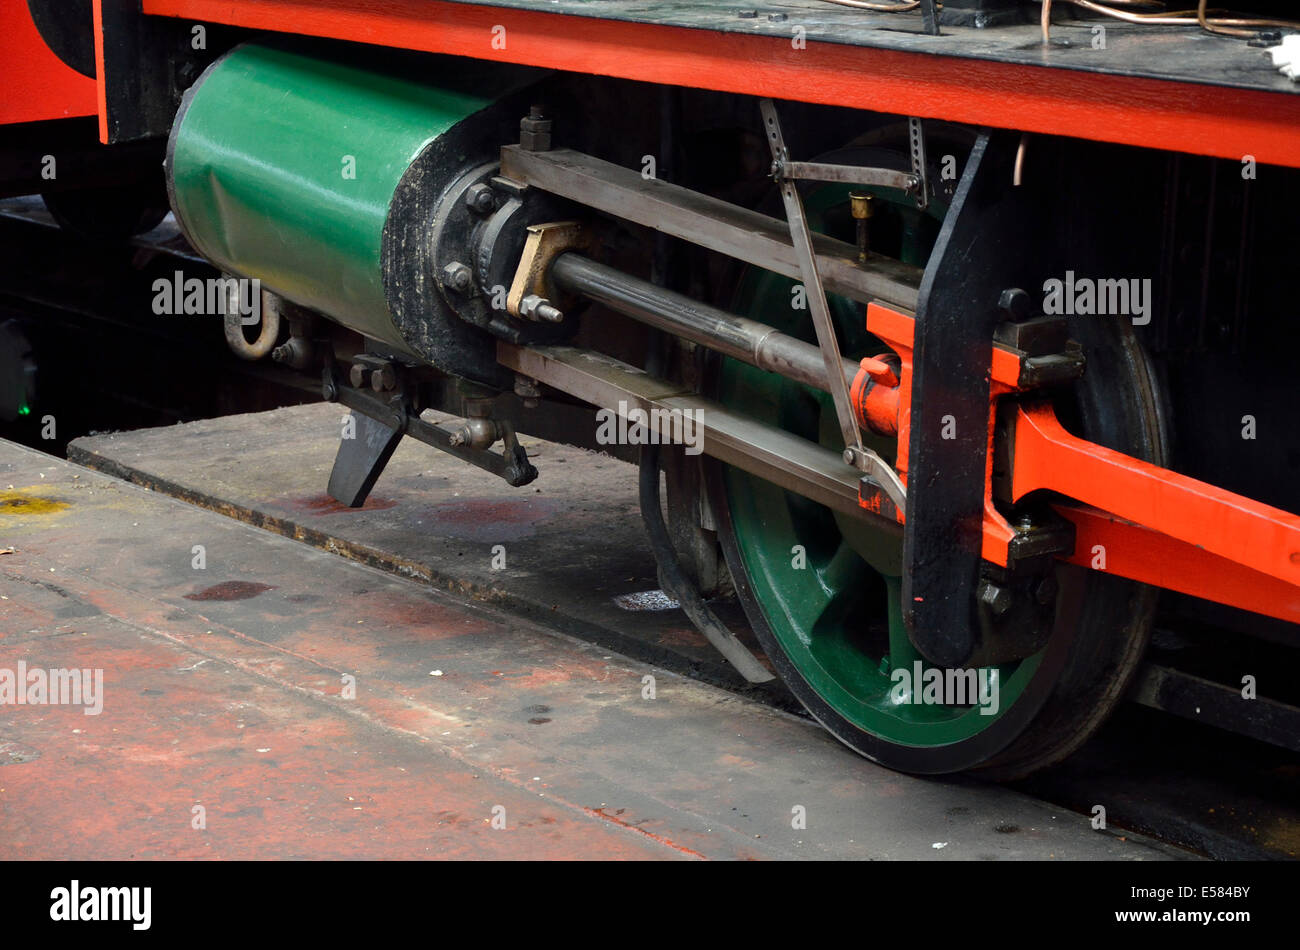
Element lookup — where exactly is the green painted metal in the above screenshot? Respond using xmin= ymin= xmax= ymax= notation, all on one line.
xmin=167 ymin=41 xmax=500 ymax=351
xmin=720 ymin=181 xmax=1040 ymax=747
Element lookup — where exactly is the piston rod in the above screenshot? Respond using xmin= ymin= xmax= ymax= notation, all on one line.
xmin=550 ymin=252 xmax=858 ymax=394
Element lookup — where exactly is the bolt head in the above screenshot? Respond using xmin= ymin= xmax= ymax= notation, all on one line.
xmin=998 ymin=287 xmax=1034 ymax=322
xmin=465 ymin=183 xmax=497 ymax=214
xmin=842 ymin=447 xmax=859 ymax=466
xmin=519 ymin=294 xmax=551 ymax=320
xmin=978 ymin=580 xmax=1015 ymax=616
xmin=514 ymin=375 xmax=541 ymax=399
xmin=442 ymin=262 xmax=472 ymax=292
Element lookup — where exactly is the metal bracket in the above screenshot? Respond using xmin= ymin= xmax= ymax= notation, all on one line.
xmin=780 ymin=160 xmax=920 ymax=198
xmin=506 ymin=220 xmax=592 ymax=320
xmin=909 ymin=117 xmax=930 ymax=211
xmin=920 ymin=0 xmax=941 ymax=35
xmin=760 ymin=99 xmax=907 ymax=516
xmin=904 ymin=129 xmax=1044 ymax=667
xmin=323 ymin=366 xmax=538 ymax=494
xmin=326 ymin=409 xmax=406 ymax=508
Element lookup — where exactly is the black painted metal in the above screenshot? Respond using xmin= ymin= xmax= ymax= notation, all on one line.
xmin=939 ymin=0 xmax=1030 ymax=29
xmin=0 ymin=118 xmax=162 ymax=201
xmin=97 ymin=1 xmax=238 ymax=144
xmin=1134 ymin=663 xmax=1300 ymax=754
xmin=328 ymin=380 xmax=540 ymax=491
xmin=903 ymin=130 xmax=1055 ymax=667
xmin=326 ymin=411 xmax=405 ymax=508
xmin=26 ymin=0 xmax=94 ymax=77
xmin=388 ymin=0 xmax=1299 ymax=96
xmin=920 ymin=0 xmax=940 ymax=35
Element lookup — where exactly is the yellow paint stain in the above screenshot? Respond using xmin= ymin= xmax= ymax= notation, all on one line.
xmin=0 ymin=489 xmax=69 ymax=516
xmin=1259 ymin=816 xmax=1300 ymax=857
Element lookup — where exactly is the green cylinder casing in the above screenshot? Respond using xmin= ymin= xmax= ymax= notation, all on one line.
xmin=166 ymin=40 xmax=532 ymax=360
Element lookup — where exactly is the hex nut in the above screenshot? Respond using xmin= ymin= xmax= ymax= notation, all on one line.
xmin=442 ymin=262 xmax=473 ymax=292
xmin=465 ymin=183 xmax=498 ymax=214
xmin=978 ymin=580 xmax=1015 ymax=617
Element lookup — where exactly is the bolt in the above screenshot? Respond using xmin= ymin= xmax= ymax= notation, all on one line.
xmin=465 ymin=183 xmax=498 ymax=214
xmin=978 ymin=580 xmax=1015 ymax=617
xmin=371 ymin=363 xmax=397 ymax=392
xmin=737 ymin=9 xmax=758 ymax=17
xmin=768 ymin=12 xmax=788 ymax=21
xmin=842 ymin=447 xmax=859 ymax=466
xmin=520 ymin=105 xmax=553 ymax=152
xmin=514 ymin=375 xmax=542 ymax=409
xmin=442 ymin=261 xmax=473 ymax=293
xmin=519 ymin=294 xmax=564 ymax=323
xmin=271 ymin=343 xmax=290 ymax=363
xmin=998 ymin=287 xmax=1034 ymax=322
xmin=349 ymin=363 xmax=370 ymax=389
xmin=322 ymin=378 xmax=338 ymax=402
xmin=1034 ymin=575 xmax=1059 ymax=605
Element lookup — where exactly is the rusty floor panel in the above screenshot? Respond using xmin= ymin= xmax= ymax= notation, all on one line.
xmin=67 ymin=406 xmax=1295 ymax=863
xmin=68 ymin=403 xmax=763 ymax=689
xmin=0 ymin=439 xmax=1185 ymax=859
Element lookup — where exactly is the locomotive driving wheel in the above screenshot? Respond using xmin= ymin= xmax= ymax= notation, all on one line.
xmin=703 ymin=146 xmax=1167 ymax=778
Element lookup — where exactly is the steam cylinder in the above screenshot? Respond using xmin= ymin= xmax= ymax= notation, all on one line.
xmin=166 ymin=39 xmax=538 ymax=380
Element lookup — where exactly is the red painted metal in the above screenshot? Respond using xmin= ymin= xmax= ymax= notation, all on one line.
xmin=849 ymin=355 xmax=900 ymax=437
xmin=93 ymin=0 xmax=108 ymax=143
xmin=0 ymin=5 xmax=95 ymax=125
xmin=861 ymin=301 xmax=1300 ymax=623
xmin=139 ymin=0 xmax=1300 ymax=168
xmin=1061 ymin=505 xmax=1300 ymax=625
xmin=1011 ymin=401 xmax=1300 ymax=590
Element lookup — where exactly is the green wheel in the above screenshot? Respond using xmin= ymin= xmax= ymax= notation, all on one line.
xmin=704 ymin=146 xmax=1164 ymax=777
